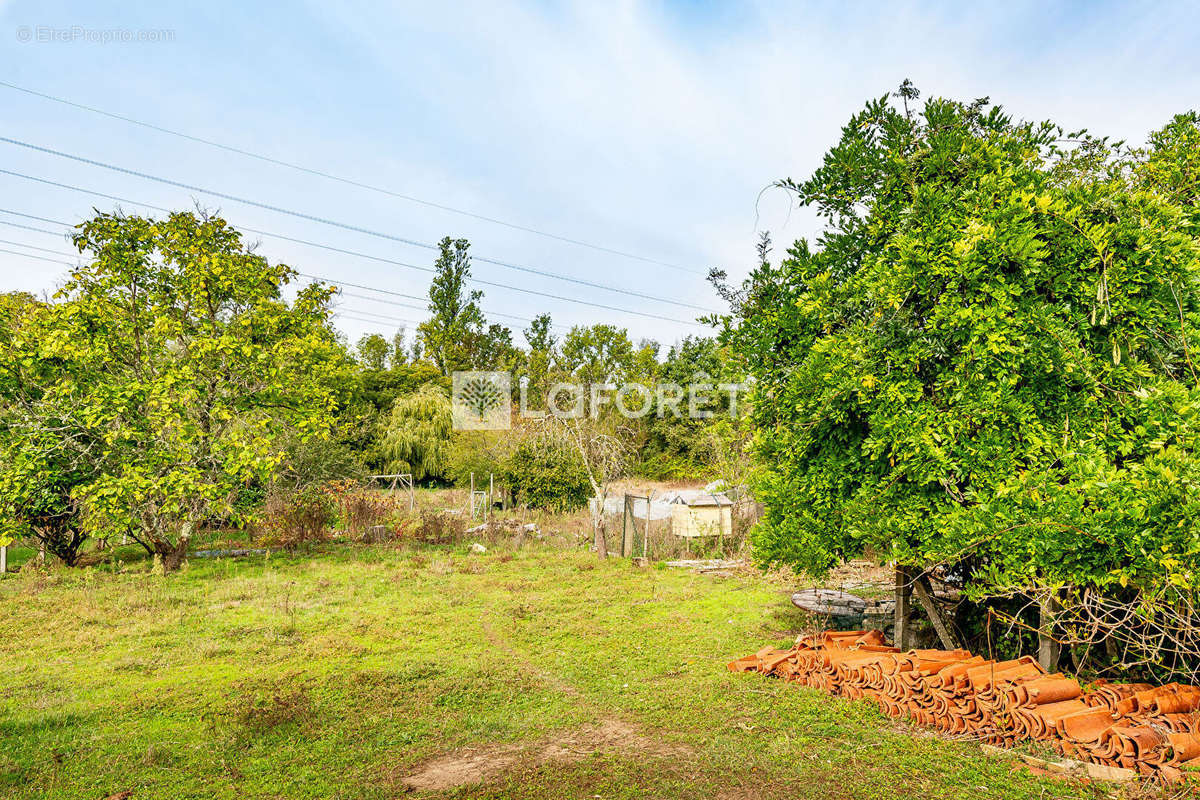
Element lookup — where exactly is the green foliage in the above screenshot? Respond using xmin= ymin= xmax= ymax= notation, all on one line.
xmin=0 ymin=293 xmax=94 ymax=562
xmin=416 ymin=237 xmax=516 ymax=374
xmin=354 ymin=362 xmax=447 ymax=414
xmin=445 ymin=432 xmax=510 ymax=488
xmin=524 ymin=313 xmax=556 ymax=353
xmin=558 ymin=324 xmax=637 ymax=385
xmin=640 ymin=336 xmax=744 ymax=475
xmin=379 ymin=384 xmax=453 ymax=481
xmin=355 ymin=333 xmax=390 ymax=370
xmin=0 ymin=211 xmax=347 ymax=568
xmin=717 ymin=90 xmax=1200 ymax=605
xmin=255 ymin=485 xmax=336 ymax=551
xmin=274 ymin=431 xmax=366 ymax=490
xmin=504 ymin=434 xmax=592 ymax=512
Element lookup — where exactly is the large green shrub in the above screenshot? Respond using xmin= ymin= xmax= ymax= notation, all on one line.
xmin=504 ymin=436 xmax=592 ymax=512
xmin=716 ymin=87 xmax=1200 ymax=613
xmin=445 ymin=432 xmax=509 ymax=488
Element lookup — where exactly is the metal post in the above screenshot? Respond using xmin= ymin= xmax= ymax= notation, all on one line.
xmin=624 ymin=494 xmax=633 ymax=556
xmin=621 ymin=495 xmax=634 ymax=557
xmin=0 ymin=544 xmax=6 ymax=574
xmin=488 ymin=473 xmax=494 ymax=522
xmin=470 ymin=473 xmax=475 ymax=518
xmin=644 ymin=492 xmax=652 ymax=561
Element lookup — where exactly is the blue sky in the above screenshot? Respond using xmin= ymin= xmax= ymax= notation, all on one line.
xmin=1 ymin=0 xmax=1198 ymax=348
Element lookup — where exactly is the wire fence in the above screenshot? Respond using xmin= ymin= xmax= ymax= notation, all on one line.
xmin=600 ymin=494 xmax=758 ymax=562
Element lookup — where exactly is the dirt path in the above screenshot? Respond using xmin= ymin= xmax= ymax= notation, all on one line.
xmin=399 ymin=615 xmax=689 ymax=793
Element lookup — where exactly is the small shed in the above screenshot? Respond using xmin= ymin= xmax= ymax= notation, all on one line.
xmin=670 ymin=492 xmax=734 ymax=539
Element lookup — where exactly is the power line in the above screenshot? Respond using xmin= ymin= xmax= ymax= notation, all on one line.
xmin=0 ymin=237 xmax=464 ymax=332
xmin=0 ymin=208 xmax=78 ymax=229
xmin=0 ymin=237 xmax=77 ymax=257
xmin=0 ymin=246 xmax=76 ymax=267
xmin=331 ymin=308 xmax=423 ymax=328
xmin=0 ymin=79 xmax=701 ymax=274
xmin=0 ymin=173 xmax=707 ymax=327
xmin=335 ymin=288 xmax=542 ymax=328
xmin=0 ymin=218 xmax=69 ymax=238
xmin=0 ymin=215 xmax=550 ymax=330
xmin=0 ymin=136 xmax=717 ymax=313
xmin=0 ymin=210 xmax=547 ymax=330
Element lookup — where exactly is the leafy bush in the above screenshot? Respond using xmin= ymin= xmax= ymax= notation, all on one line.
xmin=256 ymin=486 xmax=336 ymax=551
xmin=324 ymin=479 xmax=397 ymax=535
xmin=413 ymin=510 xmax=465 ymax=545
xmin=445 ymin=432 xmax=509 ymax=488
xmin=635 ymin=451 xmax=694 ymax=481
xmin=715 ymin=87 xmax=1200 ymax=667
xmin=504 ymin=436 xmax=591 ymax=512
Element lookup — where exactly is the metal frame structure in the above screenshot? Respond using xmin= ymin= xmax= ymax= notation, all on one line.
xmin=367 ymin=473 xmax=415 ymax=510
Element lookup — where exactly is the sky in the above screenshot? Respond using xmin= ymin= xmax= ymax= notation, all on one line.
xmin=0 ymin=0 xmax=1198 ymax=350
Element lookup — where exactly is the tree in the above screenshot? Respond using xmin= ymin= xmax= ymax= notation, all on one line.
xmin=537 ymin=414 xmax=638 ymax=559
xmin=0 ymin=293 xmax=97 ymax=565
xmin=521 ymin=313 xmax=556 ymax=405
xmin=524 ymin=313 xmax=556 ymax=353
xmin=716 ymin=89 xmax=1200 ymax=660
xmin=388 ymin=327 xmax=408 ymax=368
xmin=8 ymin=211 xmax=345 ymax=571
xmin=558 ymin=324 xmax=635 ymax=386
xmin=418 ymin=237 xmax=486 ymax=375
xmin=468 ymin=322 xmax=519 ymax=371
xmin=356 ymin=333 xmax=390 ymax=371
xmin=503 ymin=429 xmax=592 ymax=512
xmin=379 ymin=384 xmax=453 ymax=481
xmin=641 ymin=335 xmax=741 ymax=478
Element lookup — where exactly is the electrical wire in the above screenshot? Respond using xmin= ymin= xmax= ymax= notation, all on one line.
xmin=0 ymin=79 xmax=701 ymax=274
xmin=0 ymin=170 xmax=707 ymax=326
xmin=0 ymin=136 xmax=717 ymax=312
xmin=0 ymin=246 xmax=76 ymax=267
xmin=0 ymin=214 xmax=543 ymax=329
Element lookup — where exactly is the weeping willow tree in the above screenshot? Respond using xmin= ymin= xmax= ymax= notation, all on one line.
xmin=379 ymin=385 xmax=452 ymax=481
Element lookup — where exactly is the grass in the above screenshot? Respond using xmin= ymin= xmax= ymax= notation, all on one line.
xmin=0 ymin=540 xmax=1107 ymax=799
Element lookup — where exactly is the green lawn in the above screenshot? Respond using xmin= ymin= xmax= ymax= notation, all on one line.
xmin=0 ymin=543 xmax=1103 ymax=799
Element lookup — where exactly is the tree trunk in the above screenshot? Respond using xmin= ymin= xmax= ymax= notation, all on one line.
xmin=1038 ymin=592 xmax=1062 ymax=672
xmin=913 ymin=573 xmax=959 ymax=650
xmin=594 ymin=515 xmax=608 ymax=560
xmin=157 ymin=521 xmax=193 ymax=573
xmin=894 ymin=566 xmax=914 ymax=649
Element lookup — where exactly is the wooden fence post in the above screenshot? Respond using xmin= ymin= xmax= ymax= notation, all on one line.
xmin=894 ymin=566 xmax=913 ymax=650
xmin=1038 ymin=593 xmax=1062 ymax=671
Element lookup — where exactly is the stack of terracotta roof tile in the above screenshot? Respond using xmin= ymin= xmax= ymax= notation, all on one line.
xmin=728 ymin=630 xmax=1200 ymax=785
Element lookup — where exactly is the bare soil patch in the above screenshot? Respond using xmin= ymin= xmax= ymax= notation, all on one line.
xmin=401 ymin=719 xmax=690 ymax=792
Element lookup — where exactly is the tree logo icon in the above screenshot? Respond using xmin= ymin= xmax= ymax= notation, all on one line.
xmin=462 ymin=376 xmax=503 ymax=420
xmin=452 ymin=371 xmax=511 ymax=430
